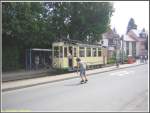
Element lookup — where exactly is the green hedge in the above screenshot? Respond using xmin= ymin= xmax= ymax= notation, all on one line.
xmin=107 ymin=59 xmax=116 ymax=64
xmin=50 ymin=68 xmax=69 ymax=75
xmin=2 ymin=46 xmax=22 ymax=71
xmin=107 ymin=58 xmax=116 ymax=64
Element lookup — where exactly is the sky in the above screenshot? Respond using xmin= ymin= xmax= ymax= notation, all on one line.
xmin=110 ymin=1 xmax=149 ymax=35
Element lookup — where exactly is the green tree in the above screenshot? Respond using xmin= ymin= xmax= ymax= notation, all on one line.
xmin=126 ymin=18 xmax=137 ymax=34
xmin=2 ymin=3 xmax=53 ymax=71
xmin=68 ymin=2 xmax=114 ymax=43
xmin=44 ymin=2 xmax=114 ymax=43
xmin=2 ymin=2 xmax=114 ymax=71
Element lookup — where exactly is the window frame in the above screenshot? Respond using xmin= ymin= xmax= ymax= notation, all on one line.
xmin=59 ymin=46 xmax=63 ymax=58
xmin=79 ymin=47 xmax=85 ymax=57
xmin=74 ymin=47 xmax=77 ymax=57
xmin=86 ymin=47 xmax=91 ymax=57
xmin=98 ymin=48 xmax=102 ymax=57
xmin=92 ymin=48 xmax=97 ymax=57
xmin=54 ymin=46 xmax=59 ymax=58
xmin=64 ymin=47 xmax=68 ymax=57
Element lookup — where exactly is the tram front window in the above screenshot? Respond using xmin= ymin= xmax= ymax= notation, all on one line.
xmin=54 ymin=46 xmax=59 ymax=58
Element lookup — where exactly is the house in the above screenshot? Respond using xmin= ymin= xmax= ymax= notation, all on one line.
xmin=102 ymin=28 xmax=121 ymax=59
xmin=123 ymin=29 xmax=147 ymax=58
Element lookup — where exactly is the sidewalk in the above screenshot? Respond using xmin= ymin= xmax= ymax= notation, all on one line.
xmin=2 ymin=68 xmax=54 ymax=82
xmin=2 ymin=64 xmax=116 ymax=82
xmin=2 ymin=62 xmax=145 ymax=92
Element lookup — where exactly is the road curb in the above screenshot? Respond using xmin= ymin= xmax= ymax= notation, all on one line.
xmin=2 ymin=63 xmax=145 ymax=92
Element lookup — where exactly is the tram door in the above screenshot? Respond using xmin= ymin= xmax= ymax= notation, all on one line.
xmin=68 ymin=46 xmax=73 ymax=70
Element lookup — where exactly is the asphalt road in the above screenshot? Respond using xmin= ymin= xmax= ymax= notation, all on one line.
xmin=2 ymin=64 xmax=149 ymax=112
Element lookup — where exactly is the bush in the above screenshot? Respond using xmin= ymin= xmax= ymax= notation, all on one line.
xmin=2 ymin=46 xmax=22 ymax=71
xmin=107 ymin=58 xmax=116 ymax=64
xmin=51 ymin=68 xmax=69 ymax=75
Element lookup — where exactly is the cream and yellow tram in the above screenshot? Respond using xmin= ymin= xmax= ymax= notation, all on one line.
xmin=52 ymin=41 xmax=107 ymax=70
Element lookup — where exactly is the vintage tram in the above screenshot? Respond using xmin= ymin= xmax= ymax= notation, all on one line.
xmin=52 ymin=41 xmax=107 ymax=70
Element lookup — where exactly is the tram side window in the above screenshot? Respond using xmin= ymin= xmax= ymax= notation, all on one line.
xmin=64 ymin=47 xmax=67 ymax=57
xmin=60 ymin=46 xmax=63 ymax=58
xmin=98 ymin=48 xmax=101 ymax=56
xmin=74 ymin=48 xmax=77 ymax=57
xmin=92 ymin=48 xmax=97 ymax=57
xmin=79 ymin=47 xmax=85 ymax=57
xmin=86 ymin=48 xmax=91 ymax=57
xmin=54 ymin=46 xmax=59 ymax=58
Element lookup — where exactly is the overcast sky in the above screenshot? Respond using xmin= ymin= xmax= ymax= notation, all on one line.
xmin=110 ymin=1 xmax=149 ymax=35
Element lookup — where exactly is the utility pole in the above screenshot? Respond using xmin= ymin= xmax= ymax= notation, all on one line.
xmin=114 ymin=35 xmax=119 ymax=65
xmin=121 ymin=35 xmax=124 ymax=64
xmin=114 ymin=33 xmax=122 ymax=67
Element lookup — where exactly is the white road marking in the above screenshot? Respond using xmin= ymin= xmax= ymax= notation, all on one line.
xmin=110 ymin=71 xmax=135 ymax=76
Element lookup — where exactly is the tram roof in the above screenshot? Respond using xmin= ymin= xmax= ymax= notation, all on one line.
xmin=53 ymin=41 xmax=102 ymax=48
xmin=31 ymin=48 xmax=52 ymax=51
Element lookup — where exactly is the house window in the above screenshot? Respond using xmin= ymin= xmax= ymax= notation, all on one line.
xmin=86 ymin=48 xmax=91 ymax=57
xmin=126 ymin=41 xmax=129 ymax=55
xmin=109 ymin=39 xmax=114 ymax=46
xmin=132 ymin=42 xmax=136 ymax=57
xmin=79 ymin=47 xmax=85 ymax=57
